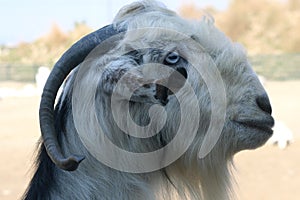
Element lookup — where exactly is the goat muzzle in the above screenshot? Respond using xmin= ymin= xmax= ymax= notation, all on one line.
xmin=154 ymin=67 xmax=187 ymax=105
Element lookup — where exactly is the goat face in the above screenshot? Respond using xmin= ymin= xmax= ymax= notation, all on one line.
xmin=101 ymin=2 xmax=274 ymax=159
xmin=70 ymin=24 xmax=274 ymax=173
xmin=39 ymin=0 xmax=274 ymax=172
xmin=30 ymin=2 xmax=275 ymax=200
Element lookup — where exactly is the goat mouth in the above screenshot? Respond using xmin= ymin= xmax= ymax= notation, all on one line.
xmin=154 ymin=67 xmax=187 ymax=106
xmin=241 ymin=121 xmax=273 ymax=135
xmin=232 ymin=116 xmax=274 ymax=136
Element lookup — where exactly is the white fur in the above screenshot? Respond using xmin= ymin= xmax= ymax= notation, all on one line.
xmin=28 ymin=1 xmax=273 ymax=200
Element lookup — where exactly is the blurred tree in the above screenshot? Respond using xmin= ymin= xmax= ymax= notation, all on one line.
xmin=0 ymin=22 xmax=92 ymax=66
xmin=1 ymin=1 xmax=299 ymax=67
xmin=288 ymin=0 xmax=300 ymax=10
xmin=179 ymin=0 xmax=300 ymax=54
xmin=45 ymin=23 xmax=67 ymax=48
xmin=69 ymin=21 xmax=92 ymax=43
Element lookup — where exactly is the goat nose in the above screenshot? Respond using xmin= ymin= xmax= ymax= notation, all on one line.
xmin=155 ymin=84 xmax=169 ymax=106
xmin=256 ymin=94 xmax=272 ymax=114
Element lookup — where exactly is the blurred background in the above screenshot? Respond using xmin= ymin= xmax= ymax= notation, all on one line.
xmin=0 ymin=0 xmax=299 ymax=199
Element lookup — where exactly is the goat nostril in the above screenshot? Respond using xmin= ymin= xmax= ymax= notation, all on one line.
xmin=155 ymin=84 xmax=169 ymax=105
xmin=256 ymin=94 xmax=272 ymax=114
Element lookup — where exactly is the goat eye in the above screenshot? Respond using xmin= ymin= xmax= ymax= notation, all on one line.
xmin=165 ymin=52 xmax=180 ymax=65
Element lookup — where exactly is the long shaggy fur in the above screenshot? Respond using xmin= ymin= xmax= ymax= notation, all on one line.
xmin=23 ymin=1 xmax=272 ymax=200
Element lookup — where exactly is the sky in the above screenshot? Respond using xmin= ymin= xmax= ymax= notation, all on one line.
xmin=0 ymin=0 xmax=229 ymax=46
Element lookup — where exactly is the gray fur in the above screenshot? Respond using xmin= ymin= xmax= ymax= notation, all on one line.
xmin=23 ymin=1 xmax=274 ymax=200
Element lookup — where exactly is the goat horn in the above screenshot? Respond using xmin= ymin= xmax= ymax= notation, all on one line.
xmin=39 ymin=24 xmax=124 ymax=171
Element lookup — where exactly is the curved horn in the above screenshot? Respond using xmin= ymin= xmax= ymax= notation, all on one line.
xmin=39 ymin=24 xmax=124 ymax=171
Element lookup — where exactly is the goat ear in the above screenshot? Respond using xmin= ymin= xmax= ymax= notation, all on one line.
xmin=114 ymin=2 xmax=147 ymax=21
xmin=114 ymin=1 xmax=168 ymax=22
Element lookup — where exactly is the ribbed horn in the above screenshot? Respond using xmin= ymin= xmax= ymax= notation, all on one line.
xmin=39 ymin=24 xmax=124 ymax=171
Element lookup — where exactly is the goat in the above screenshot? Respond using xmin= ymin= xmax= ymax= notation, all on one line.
xmin=23 ymin=1 xmax=274 ymax=200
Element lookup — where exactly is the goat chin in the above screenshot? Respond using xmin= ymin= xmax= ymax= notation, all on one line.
xmin=23 ymin=1 xmax=274 ymax=200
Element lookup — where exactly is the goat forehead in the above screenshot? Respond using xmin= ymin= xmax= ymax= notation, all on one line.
xmin=142 ymin=49 xmax=164 ymax=63
xmin=121 ymin=42 xmax=181 ymax=61
xmin=120 ymin=27 xmax=232 ymax=66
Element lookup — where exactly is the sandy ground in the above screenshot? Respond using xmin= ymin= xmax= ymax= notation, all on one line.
xmin=0 ymin=81 xmax=299 ymax=200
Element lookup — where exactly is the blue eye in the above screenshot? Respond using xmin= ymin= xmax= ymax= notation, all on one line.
xmin=165 ymin=52 xmax=180 ymax=65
